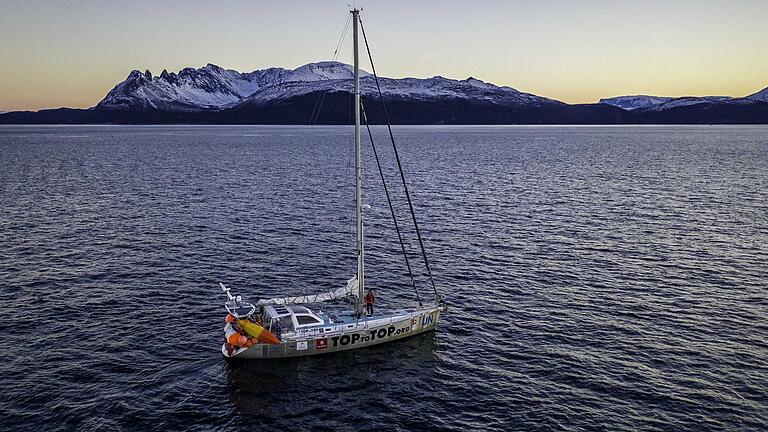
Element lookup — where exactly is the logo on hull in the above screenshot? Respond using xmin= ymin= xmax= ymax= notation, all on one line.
xmin=422 ymin=314 xmax=434 ymax=326
xmin=329 ymin=324 xmax=411 ymax=348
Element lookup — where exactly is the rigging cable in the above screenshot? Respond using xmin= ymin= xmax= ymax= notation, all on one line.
xmin=361 ymin=101 xmax=422 ymax=307
xmin=309 ymin=13 xmax=352 ymax=124
xmin=358 ymin=16 xmax=440 ymax=299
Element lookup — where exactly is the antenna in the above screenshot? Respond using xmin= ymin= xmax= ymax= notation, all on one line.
xmin=220 ymin=282 xmax=235 ymax=301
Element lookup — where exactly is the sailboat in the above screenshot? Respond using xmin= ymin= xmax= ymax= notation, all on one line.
xmin=220 ymin=9 xmax=445 ymax=359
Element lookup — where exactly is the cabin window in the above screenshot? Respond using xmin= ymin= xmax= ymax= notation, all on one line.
xmin=276 ymin=317 xmax=294 ymax=333
xmin=296 ymin=315 xmax=322 ymax=326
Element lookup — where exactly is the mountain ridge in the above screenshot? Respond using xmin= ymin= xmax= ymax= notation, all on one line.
xmin=599 ymin=89 xmax=768 ymax=112
xmin=95 ymin=61 xmax=558 ymax=113
xmin=2 ymin=62 xmax=768 ymax=124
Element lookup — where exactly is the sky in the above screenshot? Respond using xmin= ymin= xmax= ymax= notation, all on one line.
xmin=1 ymin=0 xmax=767 ymax=111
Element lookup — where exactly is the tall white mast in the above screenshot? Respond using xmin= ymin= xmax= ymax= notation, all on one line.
xmin=353 ymin=9 xmax=365 ymax=317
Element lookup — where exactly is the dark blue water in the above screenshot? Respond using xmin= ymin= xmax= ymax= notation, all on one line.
xmin=1 ymin=125 xmax=767 ymax=431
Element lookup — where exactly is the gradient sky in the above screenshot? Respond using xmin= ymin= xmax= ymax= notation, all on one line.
xmin=2 ymin=0 xmax=768 ymax=111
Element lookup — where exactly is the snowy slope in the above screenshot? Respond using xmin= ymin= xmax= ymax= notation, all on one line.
xmin=641 ymin=96 xmax=733 ymax=111
xmin=599 ymin=96 xmax=673 ymax=110
xmin=282 ymin=61 xmax=370 ymax=82
xmin=240 ymin=72 xmax=556 ymax=107
xmin=97 ymin=64 xmax=292 ymax=111
xmin=96 ymin=61 xmax=557 ymax=111
xmin=746 ymin=87 xmax=768 ymax=103
xmin=600 ymin=95 xmax=737 ymax=112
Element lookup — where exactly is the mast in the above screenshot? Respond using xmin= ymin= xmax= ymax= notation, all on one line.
xmin=353 ymin=9 xmax=365 ymax=317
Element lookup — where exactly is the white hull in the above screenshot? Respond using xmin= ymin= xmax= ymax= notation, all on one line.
xmin=224 ymin=307 xmax=441 ymax=359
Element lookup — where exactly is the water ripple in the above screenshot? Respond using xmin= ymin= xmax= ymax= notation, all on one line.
xmin=0 ymin=125 xmax=767 ymax=431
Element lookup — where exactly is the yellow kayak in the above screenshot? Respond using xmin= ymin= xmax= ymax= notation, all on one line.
xmin=237 ymin=319 xmax=280 ymax=345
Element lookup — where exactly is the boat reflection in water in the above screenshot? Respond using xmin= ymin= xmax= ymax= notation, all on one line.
xmin=225 ymin=332 xmax=439 ymax=417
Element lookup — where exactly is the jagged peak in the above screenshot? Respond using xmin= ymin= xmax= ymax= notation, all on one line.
xmin=126 ymin=69 xmax=154 ymax=81
xmin=203 ymin=63 xmax=225 ymax=72
xmin=464 ymin=77 xmax=497 ymax=89
xmin=178 ymin=67 xmax=197 ymax=77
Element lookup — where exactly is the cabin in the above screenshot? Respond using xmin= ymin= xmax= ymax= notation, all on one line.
xmin=261 ymin=304 xmax=328 ymax=337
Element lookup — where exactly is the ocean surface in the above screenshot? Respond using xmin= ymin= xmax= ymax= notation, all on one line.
xmin=0 ymin=125 xmax=766 ymax=431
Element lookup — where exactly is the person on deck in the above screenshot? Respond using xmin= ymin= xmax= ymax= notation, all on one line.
xmin=365 ymin=289 xmax=375 ymax=316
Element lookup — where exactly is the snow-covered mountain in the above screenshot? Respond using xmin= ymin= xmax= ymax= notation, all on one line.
xmin=7 ymin=63 xmax=765 ymax=124
xmin=97 ymin=64 xmax=291 ymax=111
xmin=599 ymin=95 xmax=674 ymax=110
xmin=600 ymin=95 xmax=735 ymax=111
xmin=96 ymin=61 xmax=558 ymax=112
xmin=282 ymin=61 xmax=367 ymax=82
xmin=239 ymin=74 xmax=555 ymax=107
xmin=642 ymin=96 xmax=734 ymax=111
xmin=746 ymin=86 xmax=768 ymax=103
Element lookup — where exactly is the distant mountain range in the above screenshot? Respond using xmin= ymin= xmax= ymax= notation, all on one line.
xmin=2 ymin=61 xmax=768 ymax=124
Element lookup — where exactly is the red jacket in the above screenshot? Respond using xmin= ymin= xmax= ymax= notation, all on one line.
xmin=365 ymin=291 xmax=375 ymax=304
